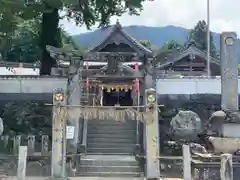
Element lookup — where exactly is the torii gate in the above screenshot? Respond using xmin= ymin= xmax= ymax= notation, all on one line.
xmin=46 ymin=47 xmax=160 ymax=179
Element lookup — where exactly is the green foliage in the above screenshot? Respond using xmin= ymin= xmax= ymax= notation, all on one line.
xmin=61 ymin=29 xmax=79 ymax=50
xmin=186 ymin=20 xmax=217 ymax=57
xmin=1 ymin=101 xmax=51 ymax=136
xmin=139 ymin=40 xmax=158 ymax=51
xmin=1 ymin=0 xmax=154 ymax=74
xmin=154 ymin=40 xmax=182 ymax=64
xmin=6 ymin=19 xmax=41 ymax=63
xmin=161 ymin=40 xmax=181 ymax=50
xmin=0 ymin=19 xmax=79 ymax=63
xmin=63 ymin=0 xmax=152 ymax=29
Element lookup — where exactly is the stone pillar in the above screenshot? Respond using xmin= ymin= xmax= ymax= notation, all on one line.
xmin=13 ymin=135 xmax=21 ymax=155
xmin=220 ymin=32 xmax=238 ymax=111
xmin=145 ymin=88 xmax=160 ymax=179
xmin=41 ymin=135 xmax=49 ymax=156
xmin=183 ymin=144 xmax=191 ymax=180
xmin=51 ymin=88 xmax=67 ymax=178
xmin=66 ymin=59 xmax=83 ymax=153
xmin=17 ymin=146 xmax=27 ymax=180
xmin=220 ymin=154 xmax=233 ymax=180
xmin=27 ymin=135 xmax=35 ymax=155
xmin=100 ymin=86 xmax=103 ymax=106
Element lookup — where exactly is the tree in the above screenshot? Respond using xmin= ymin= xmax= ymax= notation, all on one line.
xmin=2 ymin=0 xmax=153 ymax=74
xmin=0 ymin=0 xmax=26 ymax=59
xmin=6 ymin=19 xmax=41 ymax=63
xmin=1 ymin=101 xmax=51 ymax=135
xmin=61 ymin=29 xmax=80 ymax=51
xmin=35 ymin=0 xmax=154 ymax=75
xmin=139 ymin=40 xmax=158 ymax=51
xmin=186 ymin=20 xmax=217 ymax=57
xmin=153 ymin=40 xmax=182 ymax=64
xmin=0 ymin=18 xmax=79 ymax=63
xmin=161 ymin=40 xmax=181 ymax=50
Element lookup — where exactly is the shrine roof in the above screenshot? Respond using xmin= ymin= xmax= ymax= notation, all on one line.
xmin=88 ymin=21 xmax=153 ymax=57
xmin=157 ymin=45 xmax=220 ymax=68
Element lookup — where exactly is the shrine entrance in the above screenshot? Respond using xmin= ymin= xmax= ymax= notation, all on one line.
xmin=103 ymin=88 xmax=133 ymax=106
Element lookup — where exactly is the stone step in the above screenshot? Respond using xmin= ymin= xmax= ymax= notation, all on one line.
xmin=87 ymin=147 xmax=135 ymax=154
xmin=88 ymin=125 xmax=136 ymax=134
xmin=76 ymin=171 xmax=141 ymax=177
xmin=88 ymin=121 xmax=136 ymax=126
xmin=87 ymin=137 xmax=135 ymax=144
xmin=88 ymin=120 xmax=137 ymax=125
xmin=87 ymin=143 xmax=136 ymax=149
xmin=87 ymin=132 xmax=136 ymax=139
xmin=88 ymin=121 xmax=136 ymax=125
xmin=80 ymin=161 xmax=138 ymax=167
xmin=80 ymin=158 xmax=138 ymax=167
xmin=79 ymin=165 xmax=140 ymax=173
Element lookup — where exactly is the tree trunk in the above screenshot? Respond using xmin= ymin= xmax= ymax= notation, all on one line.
xmin=39 ymin=8 xmax=61 ymax=75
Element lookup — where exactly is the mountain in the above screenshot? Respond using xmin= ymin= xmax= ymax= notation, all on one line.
xmin=72 ymin=25 xmax=240 ymax=62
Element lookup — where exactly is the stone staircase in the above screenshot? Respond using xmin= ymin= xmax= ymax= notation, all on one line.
xmin=78 ymin=155 xmax=141 ymax=177
xmin=87 ymin=120 xmax=137 ymax=155
xmin=78 ymin=119 xmax=141 ymax=177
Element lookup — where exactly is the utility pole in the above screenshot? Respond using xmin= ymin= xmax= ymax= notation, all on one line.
xmin=207 ymin=0 xmax=211 ymax=76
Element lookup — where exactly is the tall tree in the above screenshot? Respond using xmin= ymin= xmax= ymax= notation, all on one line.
xmin=39 ymin=0 xmax=153 ymax=75
xmin=186 ymin=20 xmax=217 ymax=57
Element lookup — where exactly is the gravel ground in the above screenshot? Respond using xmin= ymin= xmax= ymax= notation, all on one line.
xmin=1 ymin=177 xmax=183 ymax=180
xmin=1 ymin=177 xmax=145 ymax=180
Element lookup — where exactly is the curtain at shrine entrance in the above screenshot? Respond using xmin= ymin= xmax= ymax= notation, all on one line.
xmin=102 ymin=89 xmax=133 ymax=106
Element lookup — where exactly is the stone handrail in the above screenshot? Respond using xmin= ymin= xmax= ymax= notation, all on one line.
xmin=80 ymin=119 xmax=88 ymax=154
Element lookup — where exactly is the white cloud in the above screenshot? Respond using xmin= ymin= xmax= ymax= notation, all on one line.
xmin=60 ymin=0 xmax=240 ymax=36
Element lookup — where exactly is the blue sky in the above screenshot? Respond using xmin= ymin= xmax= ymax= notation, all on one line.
xmin=60 ymin=0 xmax=240 ymax=36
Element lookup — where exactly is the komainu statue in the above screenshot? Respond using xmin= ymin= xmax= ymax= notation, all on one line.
xmin=170 ymin=110 xmax=201 ymax=141
xmin=208 ymin=137 xmax=240 ymax=154
xmin=225 ymin=110 xmax=240 ymax=122
xmin=199 ymin=110 xmax=240 ymax=154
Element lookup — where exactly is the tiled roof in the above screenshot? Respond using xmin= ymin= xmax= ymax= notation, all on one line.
xmin=157 ymin=46 xmax=220 ymax=68
xmin=88 ymin=21 xmax=153 ymax=56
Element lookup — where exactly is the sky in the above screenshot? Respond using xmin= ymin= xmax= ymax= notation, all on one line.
xmin=60 ymin=0 xmax=240 ymax=36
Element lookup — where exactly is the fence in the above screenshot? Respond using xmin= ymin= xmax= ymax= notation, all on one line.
xmin=0 ymin=135 xmax=50 ymax=156
xmin=1 ymin=135 xmax=239 ymax=179
xmin=159 ymin=144 xmax=239 ymax=180
xmin=0 ymin=135 xmax=51 ymax=177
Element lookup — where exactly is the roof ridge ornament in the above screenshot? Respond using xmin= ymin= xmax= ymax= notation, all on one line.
xmin=116 ymin=19 xmax=121 ymax=27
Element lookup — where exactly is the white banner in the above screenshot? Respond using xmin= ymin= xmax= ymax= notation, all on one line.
xmin=66 ymin=126 xmax=75 ymax=139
